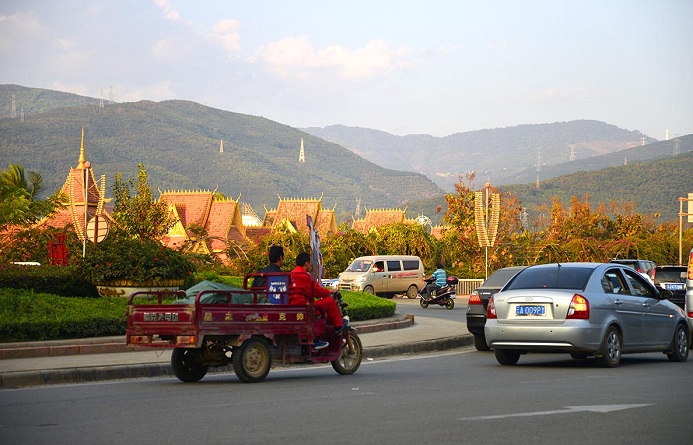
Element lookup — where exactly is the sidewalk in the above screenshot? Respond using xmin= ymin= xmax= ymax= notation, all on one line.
xmin=0 ymin=314 xmax=472 ymax=389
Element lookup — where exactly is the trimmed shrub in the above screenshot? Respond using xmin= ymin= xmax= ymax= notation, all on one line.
xmin=0 ymin=264 xmax=98 ymax=297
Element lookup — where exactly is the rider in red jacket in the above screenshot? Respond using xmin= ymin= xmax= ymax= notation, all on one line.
xmin=289 ymin=253 xmax=347 ymax=349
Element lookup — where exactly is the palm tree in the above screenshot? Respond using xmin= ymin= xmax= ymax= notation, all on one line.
xmin=0 ymin=164 xmax=62 ymax=230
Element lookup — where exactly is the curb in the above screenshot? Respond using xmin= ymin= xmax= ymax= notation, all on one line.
xmin=0 ymin=334 xmax=472 ymax=389
xmin=0 ymin=314 xmax=473 ymax=389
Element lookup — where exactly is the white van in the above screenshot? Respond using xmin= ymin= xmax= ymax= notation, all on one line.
xmin=338 ymin=255 xmax=425 ymax=299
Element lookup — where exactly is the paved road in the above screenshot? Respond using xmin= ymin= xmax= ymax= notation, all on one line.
xmin=2 ymin=349 xmax=691 ymax=445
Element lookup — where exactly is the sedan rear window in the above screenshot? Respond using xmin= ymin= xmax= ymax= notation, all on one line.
xmin=483 ymin=268 xmax=524 ymax=287
xmin=506 ymin=266 xmax=593 ymax=290
xmin=652 ymin=268 xmax=686 ymax=284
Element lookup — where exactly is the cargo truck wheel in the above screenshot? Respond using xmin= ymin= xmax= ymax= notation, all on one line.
xmin=233 ymin=337 xmax=271 ymax=383
xmin=171 ymin=347 xmax=208 ymax=382
xmin=331 ymin=333 xmax=362 ymax=375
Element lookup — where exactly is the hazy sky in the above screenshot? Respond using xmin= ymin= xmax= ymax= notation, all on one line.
xmin=1 ymin=0 xmax=691 ymax=139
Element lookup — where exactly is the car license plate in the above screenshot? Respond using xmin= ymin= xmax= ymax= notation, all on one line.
xmin=667 ymin=283 xmax=684 ymax=291
xmin=515 ymin=305 xmax=546 ymax=316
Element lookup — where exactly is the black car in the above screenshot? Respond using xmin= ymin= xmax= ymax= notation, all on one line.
xmin=466 ymin=266 xmax=527 ymax=351
xmin=609 ymin=258 xmax=655 ymax=276
xmin=650 ymin=264 xmax=687 ymax=310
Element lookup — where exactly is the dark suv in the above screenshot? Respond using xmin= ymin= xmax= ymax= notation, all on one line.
xmin=466 ymin=266 xmax=527 ymax=351
xmin=650 ymin=264 xmax=687 ymax=310
xmin=609 ymin=259 xmax=655 ymax=281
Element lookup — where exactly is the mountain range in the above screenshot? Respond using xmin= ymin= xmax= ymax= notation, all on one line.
xmin=1 ymin=84 xmax=691 ymax=224
xmin=301 ymin=122 xmax=660 ymax=190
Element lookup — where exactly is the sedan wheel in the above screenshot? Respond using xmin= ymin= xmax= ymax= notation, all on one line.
xmin=495 ymin=348 xmax=521 ymax=365
xmin=596 ymin=326 xmax=622 ymax=368
xmin=666 ymin=324 xmax=689 ymax=362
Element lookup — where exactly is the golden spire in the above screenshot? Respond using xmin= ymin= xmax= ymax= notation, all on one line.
xmin=77 ymin=127 xmax=86 ymax=169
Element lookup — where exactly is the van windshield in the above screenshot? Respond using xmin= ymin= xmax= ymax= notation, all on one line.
xmin=346 ymin=260 xmax=373 ymax=272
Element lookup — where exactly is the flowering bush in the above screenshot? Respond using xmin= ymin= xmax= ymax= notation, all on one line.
xmin=77 ymin=238 xmax=195 ymax=284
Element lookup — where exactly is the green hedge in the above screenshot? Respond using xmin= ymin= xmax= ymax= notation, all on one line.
xmin=0 ymin=264 xmax=99 ymax=297
xmin=0 ymin=289 xmax=127 ymax=342
xmin=0 ymin=283 xmax=396 ymax=342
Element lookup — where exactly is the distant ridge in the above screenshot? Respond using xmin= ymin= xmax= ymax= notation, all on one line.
xmin=302 ymin=121 xmax=659 ymax=190
xmin=2 ymin=84 xmax=691 ymax=224
xmin=0 ymin=85 xmax=443 ymax=221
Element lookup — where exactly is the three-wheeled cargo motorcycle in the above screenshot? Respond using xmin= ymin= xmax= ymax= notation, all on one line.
xmin=126 ymin=272 xmax=362 ymax=383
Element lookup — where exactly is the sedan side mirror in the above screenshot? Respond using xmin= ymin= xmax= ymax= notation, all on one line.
xmin=658 ymin=288 xmax=674 ymax=300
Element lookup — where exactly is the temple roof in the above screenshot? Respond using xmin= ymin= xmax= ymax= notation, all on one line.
xmin=39 ymin=129 xmax=108 ymax=241
xmin=351 ymin=207 xmax=408 ymax=233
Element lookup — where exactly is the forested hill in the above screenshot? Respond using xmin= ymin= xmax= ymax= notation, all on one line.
xmin=501 ymin=147 xmax=693 ymax=223
xmin=506 ymin=135 xmax=693 ymax=185
xmin=0 ymin=85 xmax=444 ymax=218
xmin=2 ymin=84 xmax=690 ymax=225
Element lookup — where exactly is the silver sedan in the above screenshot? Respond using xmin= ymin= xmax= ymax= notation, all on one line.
xmin=484 ymin=262 xmax=690 ymax=367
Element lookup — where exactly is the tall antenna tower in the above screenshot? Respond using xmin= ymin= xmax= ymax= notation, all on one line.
xmin=520 ymin=207 xmax=528 ymax=231
xmin=535 ymin=148 xmax=542 ymax=189
xmin=11 ymin=94 xmax=16 ymax=118
xmin=673 ymin=136 xmax=681 ymax=157
xmin=355 ymin=197 xmax=361 ymax=217
xmin=219 ymin=139 xmax=224 ymax=153
xmin=665 ymin=129 xmax=670 ymax=141
xmin=641 ymin=137 xmax=646 ymax=146
xmin=99 ymin=89 xmax=104 ymax=108
xmin=568 ymin=144 xmax=576 ymax=161
xmin=298 ymin=138 xmax=305 ymax=162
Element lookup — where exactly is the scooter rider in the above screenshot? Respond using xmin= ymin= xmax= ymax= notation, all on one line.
xmin=424 ymin=262 xmax=447 ymax=300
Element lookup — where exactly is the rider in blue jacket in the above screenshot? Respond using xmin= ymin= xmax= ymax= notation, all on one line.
xmin=425 ymin=262 xmax=447 ymax=299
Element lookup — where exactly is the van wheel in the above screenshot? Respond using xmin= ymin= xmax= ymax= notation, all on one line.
xmin=406 ymin=285 xmax=418 ymax=299
xmin=363 ymin=286 xmax=375 ymax=295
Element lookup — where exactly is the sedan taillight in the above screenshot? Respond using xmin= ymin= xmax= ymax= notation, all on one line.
xmin=487 ymin=296 xmax=497 ymax=319
xmin=468 ymin=291 xmax=482 ymax=305
xmin=567 ymin=294 xmax=589 ymax=319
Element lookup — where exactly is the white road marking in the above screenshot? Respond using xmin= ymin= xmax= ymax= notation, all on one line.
xmin=458 ymin=404 xmax=653 ymax=421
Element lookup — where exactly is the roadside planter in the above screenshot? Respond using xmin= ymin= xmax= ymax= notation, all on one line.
xmin=78 ymin=238 xmax=195 ymax=298
xmin=96 ymin=279 xmax=185 ymax=298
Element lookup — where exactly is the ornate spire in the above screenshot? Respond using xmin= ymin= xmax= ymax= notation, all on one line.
xmin=77 ymin=128 xmax=86 ymax=169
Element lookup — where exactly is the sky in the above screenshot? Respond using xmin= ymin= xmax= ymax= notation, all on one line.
xmin=1 ymin=0 xmax=692 ymax=139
